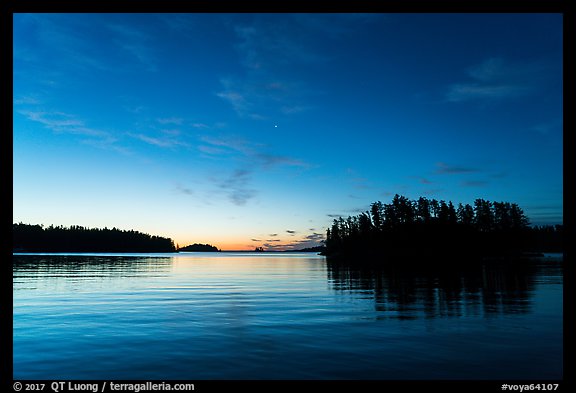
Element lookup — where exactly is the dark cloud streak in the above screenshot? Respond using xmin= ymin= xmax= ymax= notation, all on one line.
xmin=435 ymin=162 xmax=479 ymax=175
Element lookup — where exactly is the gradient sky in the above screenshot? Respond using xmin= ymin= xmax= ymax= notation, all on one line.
xmin=13 ymin=13 xmax=563 ymax=250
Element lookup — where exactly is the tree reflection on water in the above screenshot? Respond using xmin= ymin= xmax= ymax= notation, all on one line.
xmin=326 ymin=256 xmax=562 ymax=319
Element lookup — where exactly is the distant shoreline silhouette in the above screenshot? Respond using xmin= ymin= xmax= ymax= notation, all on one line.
xmin=13 ymin=223 xmax=176 ymax=253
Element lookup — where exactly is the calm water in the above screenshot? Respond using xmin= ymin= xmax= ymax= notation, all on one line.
xmin=13 ymin=252 xmax=563 ymax=380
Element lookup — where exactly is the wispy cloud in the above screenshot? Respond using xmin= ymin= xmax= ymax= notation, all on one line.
xmin=232 ymin=23 xmax=327 ymax=71
xmin=199 ymin=135 xmax=254 ymax=156
xmin=234 ymin=14 xmax=377 ymax=68
xmin=290 ymin=13 xmax=383 ymax=38
xmin=197 ymin=145 xmax=227 ymax=156
xmin=491 ymin=172 xmax=508 ymax=179
xmin=175 ymin=184 xmax=194 ymax=195
xmin=530 ymin=120 xmax=562 ymax=136
xmin=461 ymin=180 xmax=489 ymax=187
xmin=217 ymin=16 xmax=334 ymax=120
xmin=282 ymin=231 xmax=326 ymax=251
xmin=157 ymin=117 xmax=183 ymax=125
xmin=20 ymin=110 xmax=83 ymax=128
xmin=18 ymin=109 xmax=129 ymax=154
xmin=129 ymin=132 xmax=188 ymax=149
xmin=255 ymin=229 xmax=326 ymax=251
xmin=80 ymin=137 xmax=132 ymax=155
xmin=305 ymin=233 xmax=324 ymax=241
xmin=219 ymin=169 xmax=257 ymax=206
xmin=13 ymin=95 xmax=41 ymax=105
xmin=345 ymin=168 xmax=373 ymax=190
xmin=19 ymin=110 xmax=108 ymax=137
xmin=280 ymin=105 xmax=309 ymax=114
xmin=158 ymin=14 xmax=197 ymax=35
xmin=446 ymin=58 xmax=545 ymax=102
xmin=234 ymin=26 xmax=261 ymax=70
xmin=216 ymin=77 xmax=308 ymax=120
xmin=15 ymin=14 xmax=113 ymax=75
xmin=520 ymin=201 xmax=563 ymax=225
xmin=200 ymin=134 xmax=308 ymax=170
xmin=191 ymin=123 xmax=210 ymax=129
xmin=447 ymin=84 xmax=530 ymax=102
xmin=216 ymin=89 xmax=253 ymax=117
xmin=159 ymin=129 xmax=181 ymax=136
xmin=107 ymin=24 xmax=157 ymax=72
xmin=421 ymin=188 xmax=445 ymax=196
xmin=326 ymin=205 xmax=369 ymax=219
xmin=256 ymin=153 xmax=308 ymax=169
xmin=435 ymin=162 xmax=478 ymax=175
xmin=199 ymin=134 xmax=310 ymax=207
xmin=261 ymin=242 xmax=288 ymax=251
xmin=286 ymin=230 xmax=297 ymax=235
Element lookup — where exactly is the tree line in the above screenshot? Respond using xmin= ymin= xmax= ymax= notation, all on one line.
xmin=13 ymin=223 xmax=176 ymax=252
xmin=324 ymin=195 xmax=562 ymax=258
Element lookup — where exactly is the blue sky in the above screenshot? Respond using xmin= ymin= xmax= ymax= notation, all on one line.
xmin=13 ymin=13 xmax=563 ymax=250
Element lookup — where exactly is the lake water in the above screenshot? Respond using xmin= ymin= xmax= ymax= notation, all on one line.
xmin=13 ymin=252 xmax=563 ymax=380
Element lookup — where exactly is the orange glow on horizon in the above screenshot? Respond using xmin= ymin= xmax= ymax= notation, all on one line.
xmin=174 ymin=238 xmax=272 ymax=252
xmin=219 ymin=242 xmax=259 ymax=252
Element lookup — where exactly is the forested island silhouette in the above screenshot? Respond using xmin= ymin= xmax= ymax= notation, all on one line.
xmin=13 ymin=223 xmax=177 ymax=253
xmin=323 ymin=194 xmax=562 ymax=261
xmin=178 ymin=243 xmax=220 ymax=252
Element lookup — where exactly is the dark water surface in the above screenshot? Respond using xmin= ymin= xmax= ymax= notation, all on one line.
xmin=13 ymin=253 xmax=563 ymax=380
